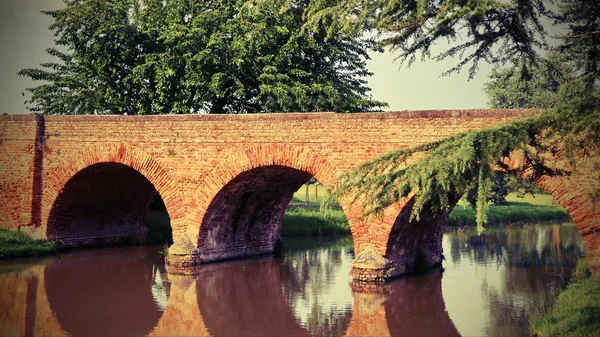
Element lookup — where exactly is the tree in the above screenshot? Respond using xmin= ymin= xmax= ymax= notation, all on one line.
xmin=484 ymin=53 xmax=584 ymax=109
xmin=306 ymin=0 xmax=552 ymax=79
xmin=19 ymin=0 xmax=387 ymax=114
xmin=556 ymin=0 xmax=600 ymax=91
xmin=308 ymin=0 xmax=600 ymax=233
xmin=303 ymin=177 xmax=318 ymax=207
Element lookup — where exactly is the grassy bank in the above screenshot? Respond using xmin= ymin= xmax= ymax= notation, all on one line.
xmin=530 ymin=259 xmax=600 ymax=337
xmin=286 ymin=191 xmax=570 ymax=235
xmin=0 ymin=229 xmax=57 ymax=259
xmin=282 ymin=206 xmax=349 ymax=236
xmin=449 ymin=192 xmax=570 ymax=228
xmin=448 ymin=202 xmax=570 ymax=227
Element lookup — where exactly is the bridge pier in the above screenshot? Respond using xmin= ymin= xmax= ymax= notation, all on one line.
xmin=350 ymin=244 xmax=395 ymax=283
xmin=165 ymin=233 xmax=202 ymax=273
xmin=348 ymin=196 xmax=454 ymax=283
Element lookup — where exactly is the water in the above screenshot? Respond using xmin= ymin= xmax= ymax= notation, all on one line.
xmin=0 ymin=223 xmax=585 ymax=337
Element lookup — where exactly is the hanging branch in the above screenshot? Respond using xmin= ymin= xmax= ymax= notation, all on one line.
xmin=331 ymin=109 xmax=578 ymax=234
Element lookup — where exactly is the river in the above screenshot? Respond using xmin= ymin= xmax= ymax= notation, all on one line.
xmin=0 ymin=223 xmax=585 ymax=337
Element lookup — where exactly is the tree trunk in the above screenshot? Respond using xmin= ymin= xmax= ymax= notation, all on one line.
xmin=305 ymin=184 xmax=309 ymax=207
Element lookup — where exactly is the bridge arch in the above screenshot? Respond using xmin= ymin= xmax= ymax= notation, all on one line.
xmin=182 ymin=144 xmax=358 ymax=262
xmin=377 ymin=152 xmax=600 ymax=279
xmin=383 ymin=194 xmax=461 ymax=277
xmin=42 ymin=144 xmax=188 ymax=244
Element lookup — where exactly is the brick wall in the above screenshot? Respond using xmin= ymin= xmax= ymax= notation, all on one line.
xmin=0 ymin=115 xmax=39 ymax=231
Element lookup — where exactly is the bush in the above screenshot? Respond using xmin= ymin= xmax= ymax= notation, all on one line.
xmin=572 ymin=258 xmax=592 ymax=282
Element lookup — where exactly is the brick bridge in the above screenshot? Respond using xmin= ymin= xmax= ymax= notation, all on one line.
xmin=0 ymin=110 xmax=599 ymax=281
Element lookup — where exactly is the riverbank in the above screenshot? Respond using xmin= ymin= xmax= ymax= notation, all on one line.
xmin=283 ymin=192 xmax=570 ymax=236
xmin=448 ymin=193 xmax=570 ymax=227
xmin=529 ymin=259 xmax=600 ymax=337
xmin=0 ymin=229 xmax=57 ymax=259
xmin=282 ymin=206 xmax=349 ymax=236
xmin=448 ymin=201 xmax=570 ymax=228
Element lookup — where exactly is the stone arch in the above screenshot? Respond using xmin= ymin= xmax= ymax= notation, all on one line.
xmin=182 ymin=144 xmax=355 ymax=259
xmin=42 ymin=144 xmax=188 ymax=242
xmin=374 ymin=150 xmax=600 ymax=279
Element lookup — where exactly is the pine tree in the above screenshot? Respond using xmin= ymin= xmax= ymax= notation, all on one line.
xmin=484 ymin=53 xmax=585 ymax=109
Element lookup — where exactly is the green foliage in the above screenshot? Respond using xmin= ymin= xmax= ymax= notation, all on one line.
xmin=0 ymin=229 xmax=57 ymax=258
xmin=332 ymin=103 xmax=600 ymax=233
xmin=506 ymin=175 xmax=547 ymax=197
xmin=571 ymin=258 xmax=592 ymax=282
xmin=484 ymin=53 xmax=586 ymax=109
xmin=556 ymin=0 xmax=600 ymax=91
xmin=332 ymin=113 xmax=567 ymax=233
xmin=20 ymin=0 xmax=387 ymax=114
xmin=466 ymin=173 xmax=509 ymax=208
xmin=305 ymin=0 xmax=552 ymax=79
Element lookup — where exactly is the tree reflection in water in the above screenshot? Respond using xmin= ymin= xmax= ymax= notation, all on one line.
xmin=448 ymin=224 xmax=584 ymax=268
xmin=279 ymin=236 xmax=354 ymax=337
xmin=445 ymin=223 xmax=585 ymax=337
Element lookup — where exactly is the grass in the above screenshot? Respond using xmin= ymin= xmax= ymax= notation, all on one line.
xmin=449 ymin=192 xmax=570 ymax=228
xmin=287 ymin=191 xmax=570 ymax=234
xmin=282 ymin=206 xmax=350 ymax=237
xmin=505 ymin=193 xmax=559 ymax=206
xmin=0 ymin=229 xmax=57 ymax=259
xmin=529 ymin=259 xmax=600 ymax=337
xmin=448 ymin=202 xmax=570 ymax=227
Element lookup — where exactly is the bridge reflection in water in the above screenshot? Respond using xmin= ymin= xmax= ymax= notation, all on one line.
xmin=0 ymin=224 xmax=583 ymax=337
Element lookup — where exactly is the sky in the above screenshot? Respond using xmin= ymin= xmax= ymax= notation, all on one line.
xmin=0 ymin=0 xmax=492 ymax=114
